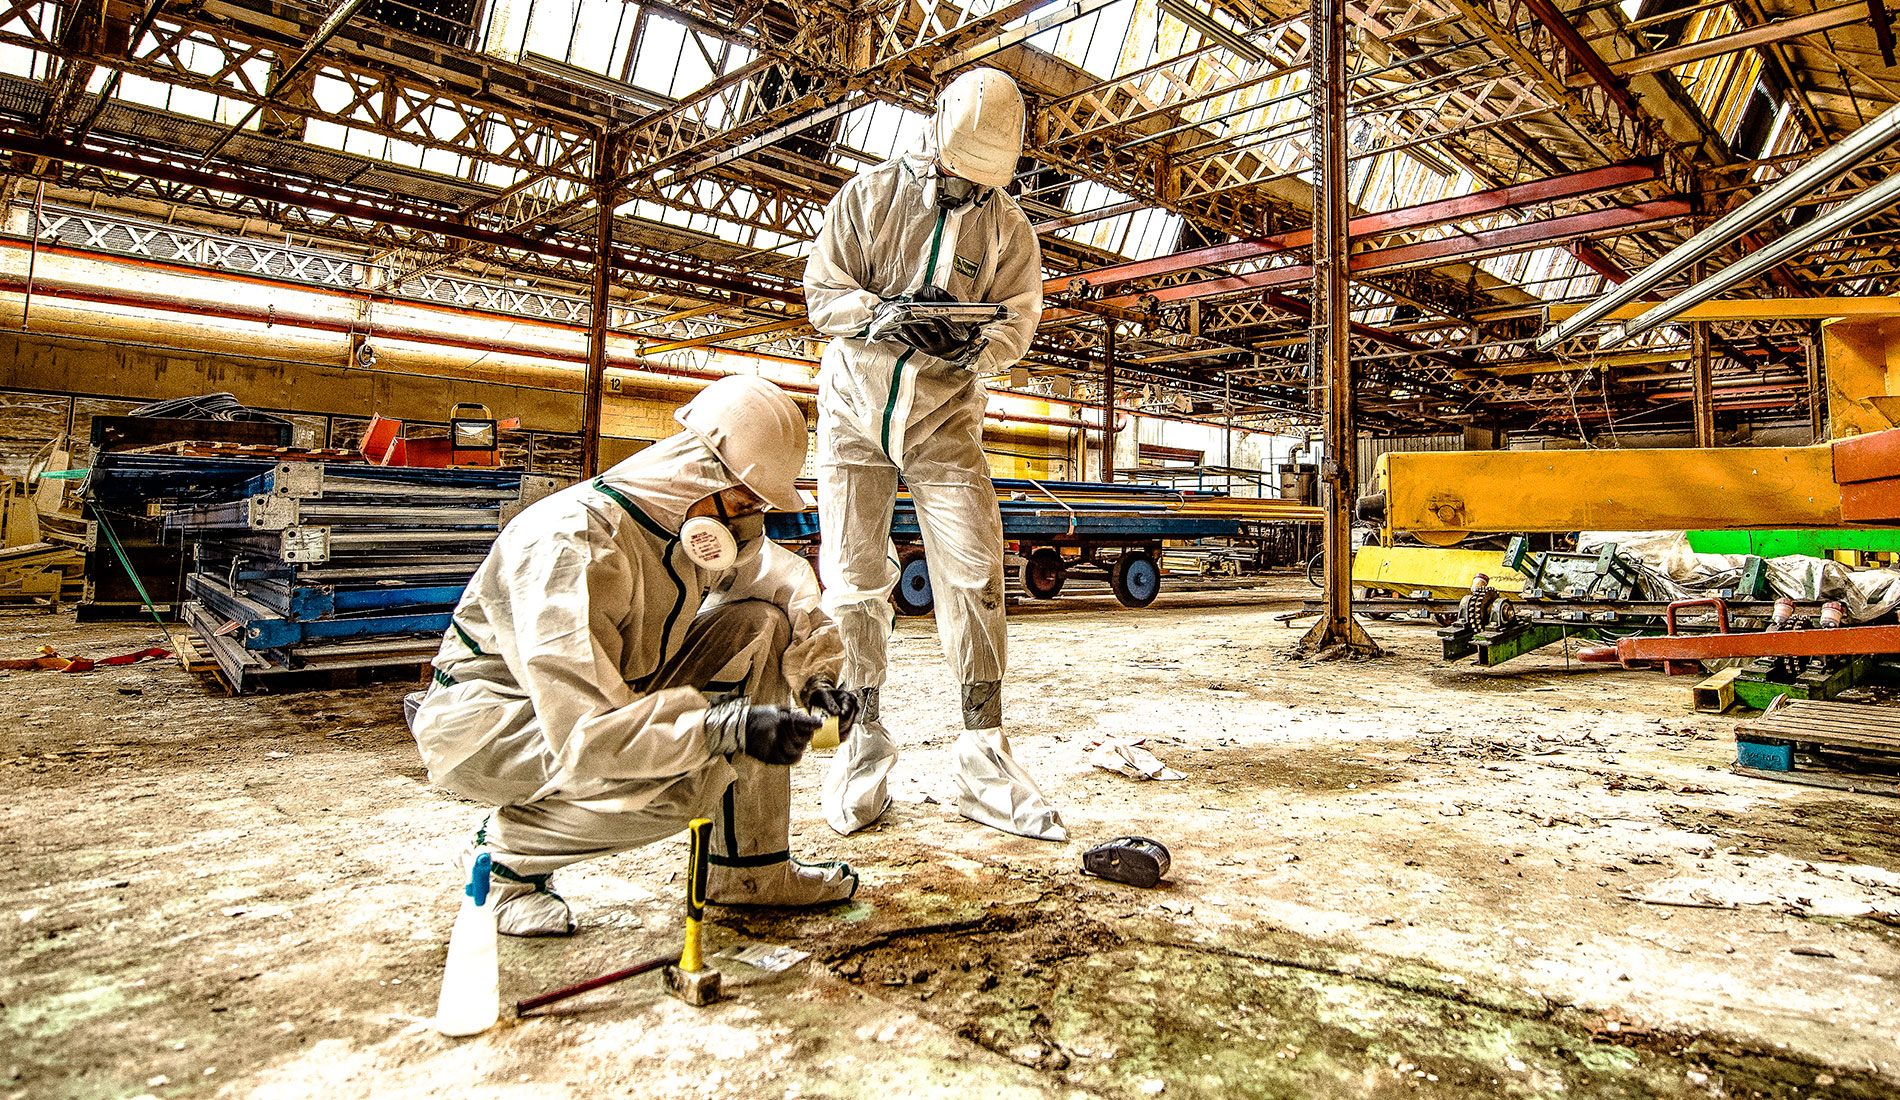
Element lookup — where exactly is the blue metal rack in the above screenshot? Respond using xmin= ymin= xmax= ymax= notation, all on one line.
xmin=85 ymin=453 xmax=556 ymax=692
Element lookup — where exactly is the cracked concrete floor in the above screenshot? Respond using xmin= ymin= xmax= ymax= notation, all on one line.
xmin=4 ymin=580 xmax=1899 ymax=1099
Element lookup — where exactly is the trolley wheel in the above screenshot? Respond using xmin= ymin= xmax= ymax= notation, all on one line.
xmin=892 ymin=548 xmax=934 ymax=617
xmin=1110 ymin=551 xmax=1161 ymax=609
xmin=1305 ymin=552 xmax=1324 ymax=588
xmin=1022 ymin=547 xmax=1067 ymax=600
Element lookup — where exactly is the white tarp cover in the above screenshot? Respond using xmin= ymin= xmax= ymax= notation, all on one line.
xmin=1577 ymin=531 xmax=1900 ymax=623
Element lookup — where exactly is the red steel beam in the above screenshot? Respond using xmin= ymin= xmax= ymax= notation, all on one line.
xmin=1047 ymin=162 xmax=1659 ymax=296
xmin=1834 ymin=428 xmax=1900 ymax=484
xmin=1520 ymin=0 xmax=1644 ymax=120
xmin=1352 ymin=200 xmax=1690 ymax=274
xmin=1046 ymin=199 xmax=1691 ymax=318
xmin=1614 ymin=624 xmax=1900 ymax=664
xmin=1259 ymin=290 xmax=1471 ymax=369
xmin=1567 ymin=240 xmax=1629 ymax=282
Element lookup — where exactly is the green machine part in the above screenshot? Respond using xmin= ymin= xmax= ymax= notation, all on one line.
xmin=1687 ymin=530 xmax=1900 ymax=557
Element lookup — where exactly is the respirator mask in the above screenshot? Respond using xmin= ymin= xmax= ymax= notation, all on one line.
xmin=935 ymin=167 xmax=990 ymax=211
xmin=679 ymin=492 xmax=765 ymax=572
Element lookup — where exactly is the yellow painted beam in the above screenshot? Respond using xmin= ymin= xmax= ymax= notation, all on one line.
xmin=1351 ymin=545 xmax=1526 ymax=598
xmin=1546 ymin=298 xmax=1900 ymax=323
xmin=1373 ymin=445 xmax=1842 ymax=535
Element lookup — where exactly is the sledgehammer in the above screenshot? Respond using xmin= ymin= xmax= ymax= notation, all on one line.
xmin=663 ymin=817 xmax=722 ymax=1006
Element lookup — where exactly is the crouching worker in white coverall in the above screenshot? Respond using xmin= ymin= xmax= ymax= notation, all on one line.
xmin=805 ymin=66 xmax=1065 ymax=841
xmin=407 ymin=376 xmax=863 ymax=936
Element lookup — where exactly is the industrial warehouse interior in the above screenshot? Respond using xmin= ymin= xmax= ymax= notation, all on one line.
xmin=10 ymin=0 xmax=1900 ymax=1096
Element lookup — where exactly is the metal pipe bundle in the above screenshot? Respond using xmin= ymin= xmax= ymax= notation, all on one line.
xmin=1536 ymin=98 xmax=1900 ymax=352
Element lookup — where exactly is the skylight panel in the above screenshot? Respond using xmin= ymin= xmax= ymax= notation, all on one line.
xmin=1052 ymin=0 xmax=1139 ymax=78
xmin=566 ymin=0 xmax=623 ymax=74
xmin=167 ymin=83 xmax=220 ymax=123
xmin=343 ymin=126 xmax=385 ymax=159
xmin=302 ymin=117 xmax=347 ymax=152
xmin=839 ymin=101 xmax=922 ymax=162
xmin=521 ymin=0 xmax=581 ymax=64
xmin=117 ymin=71 xmax=172 ymax=110
xmin=630 ymin=15 xmax=687 ymax=95
xmin=1124 ymin=207 xmax=1184 ymax=260
xmin=0 ymin=44 xmax=38 ymax=82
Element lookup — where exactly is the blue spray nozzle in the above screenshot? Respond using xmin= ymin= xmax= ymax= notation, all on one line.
xmin=466 ymin=852 xmax=492 ymax=907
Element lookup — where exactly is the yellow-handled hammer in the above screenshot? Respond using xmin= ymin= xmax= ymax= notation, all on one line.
xmin=664 ymin=818 xmax=721 ymax=1006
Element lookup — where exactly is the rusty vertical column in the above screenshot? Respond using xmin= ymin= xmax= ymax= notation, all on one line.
xmin=1691 ymin=260 xmax=1715 ymax=449
xmin=582 ymin=135 xmax=618 ymax=478
xmin=1806 ymin=334 xmax=1826 ymax=442
xmin=1298 ymin=0 xmax=1376 ymax=656
xmin=1102 ymin=320 xmax=1116 ymax=483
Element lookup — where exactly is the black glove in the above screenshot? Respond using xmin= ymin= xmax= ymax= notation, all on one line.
xmin=743 ymin=705 xmax=824 ymax=765
xmin=897 ymin=317 xmax=958 ymax=356
xmin=898 ymin=285 xmax=973 ymax=358
xmin=802 ymin=677 xmax=860 ymax=737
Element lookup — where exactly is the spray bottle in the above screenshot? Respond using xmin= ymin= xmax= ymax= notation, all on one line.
xmin=434 ymin=852 xmax=499 ymax=1036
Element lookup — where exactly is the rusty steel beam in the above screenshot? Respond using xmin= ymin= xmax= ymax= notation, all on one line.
xmin=1580 ymin=2 xmax=1871 ymax=83
xmin=69 ymin=0 xmax=169 ymax=143
xmin=1874 ymin=0 xmax=1898 ymax=69
xmin=1518 ymin=0 xmax=1642 ymax=120
xmin=1047 ymin=161 xmax=1660 ymax=296
xmin=1101 ymin=321 xmax=1117 ymax=483
xmin=1259 ymin=291 xmax=1471 ymax=373
xmin=198 ymin=0 xmax=377 ymax=165
xmin=0 ymin=132 xmax=806 ymax=306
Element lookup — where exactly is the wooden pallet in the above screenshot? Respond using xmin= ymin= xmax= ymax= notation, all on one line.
xmin=1733 ymin=697 xmax=1900 ymax=797
xmin=171 ymin=630 xmax=220 ymax=675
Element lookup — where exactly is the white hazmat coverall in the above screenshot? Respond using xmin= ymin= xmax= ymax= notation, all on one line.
xmin=409 ymin=431 xmax=855 ymax=936
xmin=805 ymin=135 xmax=1064 ymax=841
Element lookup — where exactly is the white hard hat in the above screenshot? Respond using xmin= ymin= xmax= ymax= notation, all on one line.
xmin=935 ymin=68 xmax=1024 ymax=189
xmin=673 ymin=375 xmax=808 ymax=511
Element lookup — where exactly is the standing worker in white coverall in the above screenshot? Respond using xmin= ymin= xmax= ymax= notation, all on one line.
xmin=806 ymin=67 xmax=1065 ymax=841
xmin=408 ymin=376 xmax=863 ymax=936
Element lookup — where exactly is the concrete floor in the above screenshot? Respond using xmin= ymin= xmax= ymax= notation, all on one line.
xmin=5 ymin=581 xmax=1899 ymax=1099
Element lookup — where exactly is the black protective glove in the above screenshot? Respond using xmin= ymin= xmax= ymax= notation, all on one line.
xmin=742 ymin=705 xmax=824 ymax=765
xmin=898 ymin=284 xmax=974 ymax=358
xmin=801 ymin=676 xmax=861 ymax=737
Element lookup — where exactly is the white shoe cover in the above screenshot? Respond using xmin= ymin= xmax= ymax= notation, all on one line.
xmin=954 ymin=728 xmax=1067 ymax=841
xmin=491 ymin=880 xmax=576 ymax=937
xmin=709 ymin=857 xmax=859 ymax=907
xmin=458 ymin=847 xmax=575 ymax=936
xmin=823 ymin=719 xmax=897 ymax=835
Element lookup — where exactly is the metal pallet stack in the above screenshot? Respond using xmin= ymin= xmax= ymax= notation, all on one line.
xmin=162 ymin=461 xmax=558 ymax=692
